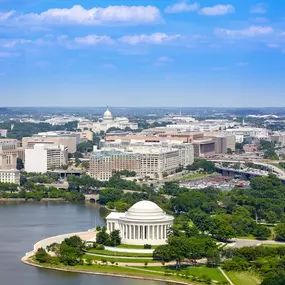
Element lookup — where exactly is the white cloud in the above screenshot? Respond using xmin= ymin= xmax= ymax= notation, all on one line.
xmin=165 ymin=1 xmax=199 ymax=14
xmin=214 ymin=26 xmax=273 ymax=38
xmin=250 ymin=3 xmax=267 ymax=14
xmin=17 ymin=5 xmax=162 ymax=25
xmin=119 ymin=33 xmax=180 ymax=45
xmin=200 ymin=4 xmax=235 ymax=16
xmin=0 ymin=11 xmax=14 ymax=20
xmin=157 ymin=56 xmax=173 ymax=62
xmin=74 ymin=35 xmax=114 ymax=45
xmin=0 ymin=39 xmax=31 ymax=48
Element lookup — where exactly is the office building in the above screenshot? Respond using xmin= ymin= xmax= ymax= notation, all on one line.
xmin=211 ymin=135 xmax=236 ymax=154
xmin=0 ymin=169 xmax=20 ymax=184
xmin=22 ymin=132 xmax=78 ymax=153
xmin=0 ymin=139 xmax=19 ymax=170
xmin=193 ymin=139 xmax=216 ymax=158
xmin=90 ymin=147 xmax=181 ymax=181
xmin=271 ymin=133 xmax=285 ymax=146
xmin=102 ymin=136 xmax=194 ymax=168
xmin=25 ymin=144 xmax=68 ymax=173
xmin=90 ymin=149 xmax=140 ymax=181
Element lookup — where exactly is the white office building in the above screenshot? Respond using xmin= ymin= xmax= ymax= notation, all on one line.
xmin=101 ymin=138 xmax=194 ymax=168
xmin=25 ymin=144 xmax=68 ymax=173
xmin=0 ymin=169 xmax=20 ymax=184
xmin=106 ymin=201 xmax=174 ymax=246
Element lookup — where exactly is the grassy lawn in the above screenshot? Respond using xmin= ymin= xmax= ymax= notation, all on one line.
xmin=236 ymin=235 xmax=257 ymax=240
xmin=226 ymin=271 xmax=261 ymax=285
xmin=84 ymin=254 xmax=157 ymax=264
xmin=88 ymin=248 xmax=153 ymax=257
xmin=268 ymin=226 xmax=275 ymax=240
xmin=262 ymin=244 xmax=285 ymax=248
xmin=31 ymin=258 xmax=211 ymax=285
xmin=181 ymin=173 xmax=208 ymax=181
xmin=117 ymin=244 xmax=158 ymax=249
xmin=144 ymin=265 xmax=227 ymax=283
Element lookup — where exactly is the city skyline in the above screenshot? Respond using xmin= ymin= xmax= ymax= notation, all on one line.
xmin=1 ymin=0 xmax=285 ymax=107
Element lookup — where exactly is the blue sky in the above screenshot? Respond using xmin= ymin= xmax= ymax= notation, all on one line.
xmin=0 ymin=0 xmax=285 ymax=107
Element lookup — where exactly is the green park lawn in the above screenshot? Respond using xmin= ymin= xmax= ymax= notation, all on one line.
xmin=88 ymin=248 xmax=153 ymax=257
xmin=226 ymin=271 xmax=261 ymax=285
xmin=117 ymin=244 xmax=158 ymax=249
xmin=262 ymin=244 xmax=285 ymax=248
xmin=31 ymin=258 xmax=219 ymax=285
xmin=144 ymin=265 xmax=227 ymax=283
xmin=84 ymin=254 xmax=157 ymax=264
xmin=236 ymin=234 xmax=257 ymax=240
xmin=181 ymin=173 xmax=208 ymax=181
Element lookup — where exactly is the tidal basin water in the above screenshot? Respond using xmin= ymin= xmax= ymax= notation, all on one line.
xmin=0 ymin=202 xmax=171 ymax=285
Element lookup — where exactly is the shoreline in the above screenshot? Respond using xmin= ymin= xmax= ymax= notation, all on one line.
xmin=0 ymin=198 xmax=77 ymax=202
xmin=21 ymin=255 xmax=191 ymax=285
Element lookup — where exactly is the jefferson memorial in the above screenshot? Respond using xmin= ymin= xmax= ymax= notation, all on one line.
xmin=106 ymin=201 xmax=174 ymax=245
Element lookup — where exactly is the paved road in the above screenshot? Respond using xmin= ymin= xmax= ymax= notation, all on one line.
xmin=227 ymin=238 xmax=285 ymax=248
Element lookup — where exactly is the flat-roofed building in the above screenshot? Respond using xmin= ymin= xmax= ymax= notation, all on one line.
xmin=138 ymin=148 xmax=180 ymax=179
xmin=90 ymin=149 xmax=140 ymax=181
xmin=271 ymin=133 xmax=285 ymax=146
xmin=103 ymin=135 xmax=194 ymax=166
xmin=211 ymin=135 xmax=236 ymax=154
xmin=22 ymin=133 xmax=78 ymax=153
xmin=90 ymin=147 xmax=181 ymax=181
xmin=25 ymin=144 xmax=68 ymax=173
xmin=193 ymin=139 xmax=216 ymax=158
xmin=0 ymin=169 xmax=20 ymax=184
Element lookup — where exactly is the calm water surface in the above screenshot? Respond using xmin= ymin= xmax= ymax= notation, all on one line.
xmin=0 ymin=202 xmax=170 ymax=285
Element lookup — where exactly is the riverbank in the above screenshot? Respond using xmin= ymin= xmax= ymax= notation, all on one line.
xmin=21 ymin=254 xmax=193 ymax=285
xmin=22 ymin=231 xmax=227 ymax=285
xmin=0 ymin=198 xmax=67 ymax=202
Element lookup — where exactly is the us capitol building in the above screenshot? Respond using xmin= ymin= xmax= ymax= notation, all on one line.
xmin=106 ymin=201 xmax=174 ymax=245
xmin=78 ymin=108 xmax=138 ymax=133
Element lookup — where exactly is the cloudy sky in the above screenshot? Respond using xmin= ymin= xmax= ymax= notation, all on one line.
xmin=0 ymin=0 xmax=284 ymax=107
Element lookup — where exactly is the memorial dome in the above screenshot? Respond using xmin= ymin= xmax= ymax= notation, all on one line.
xmin=123 ymin=201 xmax=172 ymax=222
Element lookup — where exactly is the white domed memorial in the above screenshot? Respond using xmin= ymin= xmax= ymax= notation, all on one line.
xmin=106 ymin=201 xmax=174 ymax=245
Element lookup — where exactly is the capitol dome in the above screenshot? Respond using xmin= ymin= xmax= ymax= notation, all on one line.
xmin=103 ymin=108 xmax=113 ymax=120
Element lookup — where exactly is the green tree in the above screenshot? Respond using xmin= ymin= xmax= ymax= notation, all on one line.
xmin=46 ymin=242 xmax=60 ymax=257
xmin=16 ymin=158 xmax=24 ymax=170
xmin=275 ymin=223 xmax=285 ymax=241
xmin=261 ymin=272 xmax=285 ymax=285
xmin=253 ymin=224 xmax=271 ymax=240
xmin=64 ymin=235 xmax=86 ymax=251
xmin=35 ymin=247 xmax=51 ymax=263
xmin=265 ymin=211 xmax=278 ymax=224
xmin=109 ymin=230 xmax=121 ymax=247
xmin=99 ymin=188 xmax=124 ymax=205
xmin=210 ymin=215 xmax=236 ymax=241
xmin=59 ymin=242 xmax=83 ymax=266
xmin=206 ymin=250 xmax=221 ymax=268
xmin=96 ymin=227 xmax=110 ymax=245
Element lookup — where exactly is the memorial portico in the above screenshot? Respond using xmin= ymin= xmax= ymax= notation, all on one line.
xmin=106 ymin=201 xmax=174 ymax=245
